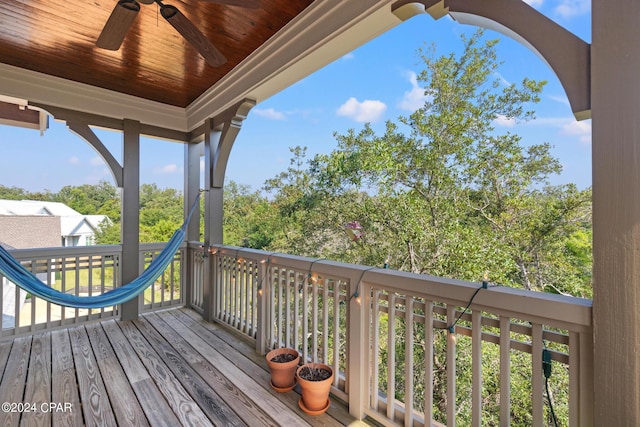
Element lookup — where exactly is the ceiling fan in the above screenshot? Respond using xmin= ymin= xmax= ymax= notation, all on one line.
xmin=96 ymin=0 xmax=259 ymax=67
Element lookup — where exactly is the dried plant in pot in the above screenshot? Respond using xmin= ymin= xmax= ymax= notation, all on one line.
xmin=265 ymin=347 xmax=300 ymax=392
xmin=296 ymin=362 xmax=334 ymax=415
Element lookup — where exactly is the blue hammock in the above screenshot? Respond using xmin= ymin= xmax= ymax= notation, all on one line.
xmin=0 ymin=194 xmax=201 ymax=309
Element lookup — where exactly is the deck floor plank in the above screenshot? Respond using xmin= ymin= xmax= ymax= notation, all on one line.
xmin=68 ymin=325 xmax=118 ymax=426
xmin=50 ymin=329 xmax=83 ymax=427
xmin=100 ymin=320 xmax=181 ymax=427
xmin=0 ymin=336 xmax=31 ymax=427
xmin=0 ymin=308 xmax=369 ymax=427
xmin=85 ymin=322 xmax=150 ymax=427
xmin=0 ymin=338 xmax=14 ymax=383
xmin=21 ymin=333 xmax=52 ymax=427
xmin=116 ymin=319 xmax=214 ymax=426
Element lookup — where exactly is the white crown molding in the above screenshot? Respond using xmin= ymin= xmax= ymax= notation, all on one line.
xmin=0 ymin=63 xmax=188 ymax=130
xmin=186 ymin=0 xmax=400 ymax=130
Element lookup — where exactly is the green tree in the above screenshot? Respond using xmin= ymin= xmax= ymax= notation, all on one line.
xmin=54 ymin=181 xmax=119 ymax=216
xmin=138 ymin=184 xmax=183 ymax=242
xmin=223 ymin=181 xmax=279 ymax=248
xmin=0 ymin=185 xmax=31 ymax=200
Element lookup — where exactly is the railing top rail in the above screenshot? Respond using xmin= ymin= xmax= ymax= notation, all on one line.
xmin=209 ymin=245 xmax=592 ymax=331
xmin=7 ymin=242 xmax=189 ymax=261
xmin=8 ymin=244 xmax=122 ymax=259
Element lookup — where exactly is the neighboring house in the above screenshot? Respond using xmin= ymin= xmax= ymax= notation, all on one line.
xmin=0 ymin=199 xmax=111 ymax=247
xmin=0 ymin=216 xmax=61 ymax=329
xmin=0 ymin=215 xmax=61 ymax=249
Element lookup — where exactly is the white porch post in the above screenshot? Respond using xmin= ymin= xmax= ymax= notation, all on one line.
xmin=592 ymin=0 xmax=640 ymax=424
xmin=203 ymin=118 xmax=222 ymax=322
xmin=183 ymin=140 xmax=202 ymax=309
xmin=120 ymin=119 xmax=141 ymax=321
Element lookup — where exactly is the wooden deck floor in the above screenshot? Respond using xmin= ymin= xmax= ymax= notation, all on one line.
xmin=0 ymin=308 xmax=367 ymax=427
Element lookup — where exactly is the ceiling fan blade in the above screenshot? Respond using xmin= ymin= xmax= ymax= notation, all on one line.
xmin=96 ymin=0 xmax=141 ymax=50
xmin=200 ymin=0 xmax=260 ymax=9
xmin=160 ymin=5 xmax=227 ymax=67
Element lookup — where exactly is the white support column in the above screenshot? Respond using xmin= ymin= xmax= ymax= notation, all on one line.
xmin=185 ymin=141 xmax=202 ymax=243
xmin=120 ymin=119 xmax=141 ymax=321
xmin=203 ymin=118 xmax=220 ymax=321
xmin=592 ymin=0 xmax=640 ymax=424
xmin=183 ymin=140 xmax=202 ymax=309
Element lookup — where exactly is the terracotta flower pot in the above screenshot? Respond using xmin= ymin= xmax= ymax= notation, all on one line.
xmin=266 ymin=347 xmax=300 ymax=392
xmin=296 ymin=362 xmax=334 ymax=415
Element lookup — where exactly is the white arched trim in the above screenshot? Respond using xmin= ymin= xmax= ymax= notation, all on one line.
xmin=392 ymin=0 xmax=591 ymax=120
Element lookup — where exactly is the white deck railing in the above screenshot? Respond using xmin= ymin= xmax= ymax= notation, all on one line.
xmin=1 ymin=243 xmax=184 ymax=339
xmin=1 ymin=243 xmax=593 ymax=425
xmin=203 ymin=245 xmax=593 ymax=427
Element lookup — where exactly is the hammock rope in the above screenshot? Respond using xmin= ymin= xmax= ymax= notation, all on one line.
xmin=0 ymin=192 xmax=202 ymax=309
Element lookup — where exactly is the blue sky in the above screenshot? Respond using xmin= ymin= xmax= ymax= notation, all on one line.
xmin=0 ymin=0 xmax=591 ymax=194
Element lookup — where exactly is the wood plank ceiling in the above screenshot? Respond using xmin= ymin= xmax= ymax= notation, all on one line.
xmin=0 ymin=0 xmax=314 ymax=108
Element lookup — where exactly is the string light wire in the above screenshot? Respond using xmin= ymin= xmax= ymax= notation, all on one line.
xmin=436 ymin=277 xmax=492 ymax=334
xmin=350 ymin=266 xmax=378 ymax=302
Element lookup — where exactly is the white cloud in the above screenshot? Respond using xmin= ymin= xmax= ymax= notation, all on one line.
xmin=90 ymin=156 xmax=103 ymax=166
xmin=155 ymin=164 xmax=179 ymax=174
xmin=337 ymin=97 xmax=387 ymax=123
xmin=523 ymin=0 xmax=544 ymax=8
xmin=342 ymin=52 xmax=355 ymax=61
xmin=494 ymin=114 xmax=516 ymax=127
xmin=398 ymin=71 xmax=429 ymax=112
xmin=503 ymin=114 xmax=591 ymax=144
xmin=253 ymin=108 xmax=286 ymax=120
xmin=494 ymin=71 xmax=511 ymax=87
xmin=548 ymin=94 xmax=571 ymax=106
xmin=554 ymin=0 xmax=590 ymax=18
xmin=561 ymin=119 xmax=591 ymax=144
xmin=68 ymin=156 xmax=80 ymax=165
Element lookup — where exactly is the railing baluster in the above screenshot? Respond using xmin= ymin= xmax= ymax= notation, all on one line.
xmin=472 ymin=310 xmax=482 ymax=427
xmin=301 ymin=271 xmax=308 ymax=361
xmin=46 ymin=257 xmax=53 ymax=327
xmin=387 ymin=292 xmax=396 ymax=421
xmin=404 ymin=296 xmax=414 ymax=427
xmin=578 ymin=330 xmax=594 ymax=427
xmin=500 ymin=316 xmax=511 ymax=427
xmin=322 ymin=277 xmax=329 ymax=363
xmin=232 ymin=258 xmax=238 ymax=326
xmin=236 ymin=259 xmax=243 ymax=329
xmin=372 ymin=288 xmax=381 ymax=412
xmin=285 ymin=270 xmax=292 ymax=348
xmin=532 ymin=323 xmax=544 ymax=426
xmin=292 ymin=270 xmax=299 ymax=350
xmin=312 ymin=274 xmax=319 ymax=362
xmin=424 ymin=299 xmax=434 ymax=426
xmin=224 ymin=256 xmax=231 ymax=322
xmin=446 ymin=304 xmax=457 ymax=427
xmin=332 ymin=279 xmax=340 ymax=384
xmin=74 ymin=255 xmax=80 ymax=321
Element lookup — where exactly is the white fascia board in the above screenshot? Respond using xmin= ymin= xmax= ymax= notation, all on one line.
xmin=0 ymin=63 xmax=188 ymax=131
xmin=186 ymin=0 xmax=401 ymax=130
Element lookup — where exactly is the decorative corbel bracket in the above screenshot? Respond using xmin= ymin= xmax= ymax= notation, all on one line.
xmin=392 ymin=0 xmax=591 ymax=120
